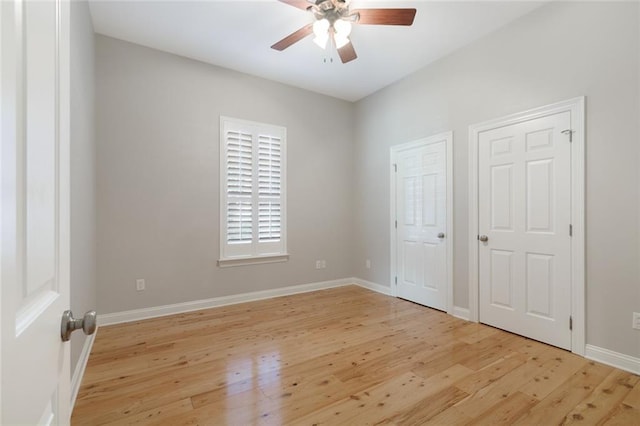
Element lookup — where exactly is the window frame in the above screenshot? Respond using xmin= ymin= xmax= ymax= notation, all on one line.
xmin=218 ymin=116 xmax=288 ymax=267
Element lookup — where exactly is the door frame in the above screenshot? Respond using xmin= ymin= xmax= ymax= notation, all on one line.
xmin=390 ymin=131 xmax=454 ymax=314
xmin=468 ymin=97 xmax=585 ymax=355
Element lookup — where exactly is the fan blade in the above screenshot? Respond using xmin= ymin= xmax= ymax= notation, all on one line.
xmin=277 ymin=0 xmax=313 ymax=11
xmin=337 ymin=40 xmax=357 ymax=64
xmin=271 ymin=23 xmax=314 ymax=51
xmin=352 ymin=8 xmax=416 ymax=26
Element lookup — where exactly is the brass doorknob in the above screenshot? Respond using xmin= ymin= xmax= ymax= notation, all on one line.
xmin=478 ymin=235 xmax=489 ymax=242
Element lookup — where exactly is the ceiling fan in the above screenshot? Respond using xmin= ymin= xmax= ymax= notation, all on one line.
xmin=271 ymin=0 xmax=416 ymax=64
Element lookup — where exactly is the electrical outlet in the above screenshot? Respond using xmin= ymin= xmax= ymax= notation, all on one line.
xmin=136 ymin=279 xmax=145 ymax=291
xmin=321 ymin=260 xmax=326 ymax=268
xmin=315 ymin=260 xmax=322 ymax=269
xmin=366 ymin=259 xmax=371 ymax=269
xmin=633 ymin=312 xmax=640 ymax=330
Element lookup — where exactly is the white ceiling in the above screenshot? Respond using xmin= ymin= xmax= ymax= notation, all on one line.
xmin=88 ymin=1 xmax=547 ymax=102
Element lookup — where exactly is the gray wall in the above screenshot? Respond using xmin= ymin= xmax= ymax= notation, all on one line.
xmin=96 ymin=36 xmax=355 ymax=313
xmin=353 ymin=1 xmax=640 ymax=358
xmin=70 ymin=0 xmax=97 ymax=377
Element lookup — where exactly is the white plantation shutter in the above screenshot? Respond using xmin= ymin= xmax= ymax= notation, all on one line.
xmin=227 ymin=202 xmax=252 ymax=243
xmin=220 ymin=117 xmax=287 ymax=263
xmin=226 ymin=131 xmax=253 ymax=243
xmin=258 ymin=135 xmax=282 ymax=242
xmin=258 ymin=202 xmax=281 ymax=241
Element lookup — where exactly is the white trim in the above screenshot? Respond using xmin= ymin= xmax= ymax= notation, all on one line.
xmin=390 ymin=131 xmax=454 ymax=313
xmin=217 ymin=254 xmax=289 ymax=268
xmin=99 ymin=279 xmax=352 ymax=326
xmin=468 ymin=97 xmax=586 ymax=355
xmin=352 ymin=278 xmax=392 ymax=296
xmin=452 ymin=306 xmax=470 ymax=321
xmin=390 ymin=156 xmax=398 ymax=297
xmin=0 ymin=0 xmax=3 ymax=413
xmin=70 ymin=331 xmax=97 ymax=411
xmin=585 ymin=345 xmax=640 ymax=375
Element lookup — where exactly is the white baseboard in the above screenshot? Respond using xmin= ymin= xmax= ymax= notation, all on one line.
xmin=585 ymin=344 xmax=640 ymax=375
xmin=99 ymin=278 xmax=353 ymax=326
xmin=452 ymin=306 xmax=470 ymax=321
xmin=352 ymin=277 xmax=392 ymax=296
xmin=70 ymin=331 xmax=97 ymax=411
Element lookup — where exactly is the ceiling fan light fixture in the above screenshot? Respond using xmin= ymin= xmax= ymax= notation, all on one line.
xmin=312 ymin=18 xmax=330 ymax=49
xmin=333 ymin=18 xmax=352 ymax=38
xmin=313 ymin=18 xmax=330 ymax=37
xmin=334 ymin=35 xmax=350 ymax=49
xmin=313 ymin=34 xmax=329 ymax=49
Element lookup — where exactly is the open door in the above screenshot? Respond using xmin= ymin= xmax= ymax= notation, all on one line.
xmin=1 ymin=0 xmax=72 ymax=423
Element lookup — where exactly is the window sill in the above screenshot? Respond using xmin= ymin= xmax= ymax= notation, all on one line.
xmin=217 ymin=254 xmax=290 ymax=268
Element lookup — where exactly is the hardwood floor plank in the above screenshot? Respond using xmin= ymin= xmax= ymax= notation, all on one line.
xmin=622 ymin=377 xmax=640 ymax=409
xmin=72 ymin=286 xmax=640 ymax=425
xmin=422 ymin=345 xmax=558 ymax=418
xmin=186 ymin=386 xmax=276 ymax=426
xmin=386 ymin=385 xmax=469 ymax=424
xmin=258 ymin=374 xmax=368 ymax=423
xmin=454 ymin=322 xmax=501 ymax=345
xmin=561 ymin=369 xmax=639 ymax=425
xmin=424 ymin=405 xmax=473 ymax=425
xmin=518 ymin=351 xmax=589 ymax=400
xmin=600 ymin=403 xmax=640 ymax=426
xmin=100 ymin=398 xmax=194 ymax=426
xmin=291 ymin=365 xmax=472 ymax=425
xmin=512 ymin=360 xmax=612 ymax=425
xmin=454 ymin=352 xmax=527 ymax=395
xmin=471 ymin=391 xmax=538 ymax=425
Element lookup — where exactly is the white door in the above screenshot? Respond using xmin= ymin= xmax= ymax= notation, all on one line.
xmin=1 ymin=0 xmax=71 ymax=424
xmin=478 ymin=111 xmax=572 ymax=350
xmin=393 ymin=132 xmax=452 ymax=311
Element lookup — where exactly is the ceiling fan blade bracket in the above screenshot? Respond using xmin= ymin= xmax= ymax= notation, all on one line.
xmin=347 ymin=11 xmax=360 ymax=23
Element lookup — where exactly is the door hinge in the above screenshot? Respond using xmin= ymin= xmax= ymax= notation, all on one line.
xmin=561 ymin=129 xmax=574 ymax=142
xmin=569 ymin=224 xmax=573 ymax=236
xmin=393 ymin=163 xmax=397 ymax=172
xmin=395 ymin=276 xmax=398 ymax=285
xmin=569 ymin=316 xmax=573 ymax=330
xmin=395 ymin=220 xmax=397 ymax=229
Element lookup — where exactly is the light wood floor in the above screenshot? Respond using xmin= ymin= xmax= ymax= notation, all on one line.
xmin=72 ymin=286 xmax=640 ymax=425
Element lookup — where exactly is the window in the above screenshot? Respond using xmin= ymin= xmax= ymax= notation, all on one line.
xmin=219 ymin=117 xmax=287 ymax=266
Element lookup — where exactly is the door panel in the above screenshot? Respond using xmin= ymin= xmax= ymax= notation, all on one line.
xmin=526 ymin=253 xmax=554 ymax=318
xmin=403 ymin=241 xmax=418 ymax=284
xmin=526 ymin=158 xmax=555 ymax=233
xmin=490 ymin=164 xmax=514 ymax=230
xmin=394 ymin=133 xmax=451 ymax=311
xmin=422 ymin=174 xmax=437 ymax=225
xmin=489 ymin=249 xmax=514 ymax=309
xmin=1 ymin=0 xmax=71 ymax=423
xmin=478 ymin=111 xmax=571 ymax=350
xmin=422 ymin=243 xmax=438 ymax=289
